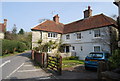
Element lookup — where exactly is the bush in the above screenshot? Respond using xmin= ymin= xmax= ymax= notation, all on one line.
xmin=21 ymin=41 xmax=31 ymax=50
xmin=17 ymin=42 xmax=27 ymax=52
xmin=2 ymin=39 xmax=27 ymax=55
xmin=109 ymin=49 xmax=120 ymax=69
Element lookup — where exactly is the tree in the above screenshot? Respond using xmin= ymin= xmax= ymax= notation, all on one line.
xmin=12 ymin=24 xmax=17 ymax=34
xmin=18 ymin=29 xmax=24 ymax=35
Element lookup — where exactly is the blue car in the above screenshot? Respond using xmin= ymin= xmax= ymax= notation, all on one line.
xmin=84 ymin=52 xmax=110 ymax=70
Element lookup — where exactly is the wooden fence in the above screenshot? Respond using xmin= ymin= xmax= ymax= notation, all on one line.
xmin=31 ymin=50 xmax=45 ymax=67
xmin=47 ymin=55 xmax=62 ymax=75
xmin=31 ymin=50 xmax=62 ymax=75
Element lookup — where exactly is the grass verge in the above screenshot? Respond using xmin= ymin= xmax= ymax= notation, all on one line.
xmin=62 ymin=59 xmax=84 ymax=69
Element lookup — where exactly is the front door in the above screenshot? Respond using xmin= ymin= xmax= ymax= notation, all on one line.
xmin=66 ymin=46 xmax=70 ymax=53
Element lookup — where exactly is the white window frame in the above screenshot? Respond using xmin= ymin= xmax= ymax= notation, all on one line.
xmin=76 ymin=33 xmax=81 ymax=40
xmin=48 ymin=32 xmax=57 ymax=38
xmin=94 ymin=29 xmax=101 ymax=38
xmin=93 ymin=46 xmax=101 ymax=52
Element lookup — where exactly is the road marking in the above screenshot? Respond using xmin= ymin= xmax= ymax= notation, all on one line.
xmin=0 ymin=60 xmax=11 ymax=68
xmin=39 ymin=77 xmax=51 ymax=79
xmin=17 ymin=69 xmax=41 ymax=72
xmin=5 ymin=63 xmax=24 ymax=79
xmin=23 ymin=65 xmax=32 ymax=66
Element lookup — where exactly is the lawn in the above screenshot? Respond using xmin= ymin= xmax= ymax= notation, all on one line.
xmin=62 ymin=59 xmax=84 ymax=69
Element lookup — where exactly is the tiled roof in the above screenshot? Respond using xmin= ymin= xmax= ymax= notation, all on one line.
xmin=0 ymin=23 xmax=5 ymax=32
xmin=31 ymin=14 xmax=117 ymax=34
xmin=31 ymin=20 xmax=64 ymax=33
xmin=63 ymin=14 xmax=118 ymax=34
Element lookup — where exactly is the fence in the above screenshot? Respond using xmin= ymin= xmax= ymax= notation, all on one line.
xmin=31 ymin=50 xmax=45 ymax=67
xmin=31 ymin=50 xmax=62 ymax=75
xmin=47 ymin=55 xmax=62 ymax=75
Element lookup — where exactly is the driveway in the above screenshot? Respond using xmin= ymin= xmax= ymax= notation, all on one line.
xmin=54 ymin=64 xmax=97 ymax=79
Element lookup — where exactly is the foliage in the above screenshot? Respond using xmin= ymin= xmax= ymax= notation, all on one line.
xmin=5 ymin=31 xmax=32 ymax=50
xmin=109 ymin=49 xmax=120 ymax=69
xmin=2 ymin=39 xmax=27 ymax=55
xmin=34 ymin=40 xmax=58 ymax=53
xmin=5 ymin=31 xmax=17 ymax=40
xmin=18 ymin=28 xmax=24 ymax=35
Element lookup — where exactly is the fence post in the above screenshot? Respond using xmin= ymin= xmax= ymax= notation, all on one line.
xmin=58 ymin=56 xmax=62 ymax=75
xmin=31 ymin=50 xmax=34 ymax=60
xmin=46 ymin=54 xmax=48 ymax=68
xmin=42 ymin=53 xmax=44 ymax=67
xmin=97 ymin=61 xmax=106 ymax=80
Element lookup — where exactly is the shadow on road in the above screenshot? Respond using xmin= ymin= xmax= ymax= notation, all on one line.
xmin=17 ymin=51 xmax=31 ymax=59
xmin=54 ymin=65 xmax=97 ymax=79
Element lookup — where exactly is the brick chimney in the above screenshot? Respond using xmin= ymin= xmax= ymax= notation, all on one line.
xmin=53 ymin=14 xmax=59 ymax=24
xmin=4 ymin=19 xmax=7 ymax=27
xmin=84 ymin=6 xmax=92 ymax=18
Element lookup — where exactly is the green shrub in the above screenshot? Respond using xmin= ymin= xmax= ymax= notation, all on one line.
xmin=2 ymin=39 xmax=27 ymax=55
xmin=109 ymin=49 xmax=120 ymax=69
xmin=21 ymin=41 xmax=31 ymax=50
xmin=17 ymin=42 xmax=27 ymax=52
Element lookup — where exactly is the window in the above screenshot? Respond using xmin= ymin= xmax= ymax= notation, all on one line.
xmin=66 ymin=34 xmax=70 ymax=40
xmin=48 ymin=47 xmax=51 ymax=53
xmin=94 ymin=46 xmax=101 ymax=52
xmin=81 ymin=46 xmax=83 ymax=51
xmin=48 ymin=33 xmax=51 ymax=37
xmin=48 ymin=32 xmax=57 ymax=38
xmin=72 ymin=46 xmax=75 ymax=50
xmin=77 ymin=33 xmax=81 ymax=39
xmin=94 ymin=29 xmax=101 ymax=37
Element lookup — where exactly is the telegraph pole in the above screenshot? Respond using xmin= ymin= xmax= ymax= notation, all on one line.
xmin=114 ymin=0 xmax=120 ymax=47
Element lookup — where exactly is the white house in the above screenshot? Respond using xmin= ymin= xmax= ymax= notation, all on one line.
xmin=31 ymin=6 xmax=118 ymax=60
xmin=0 ymin=19 xmax=7 ymax=39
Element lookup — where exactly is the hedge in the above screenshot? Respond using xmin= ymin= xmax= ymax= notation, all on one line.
xmin=2 ymin=39 xmax=27 ymax=55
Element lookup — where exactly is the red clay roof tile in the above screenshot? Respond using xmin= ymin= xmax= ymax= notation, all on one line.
xmin=31 ymin=14 xmax=117 ymax=34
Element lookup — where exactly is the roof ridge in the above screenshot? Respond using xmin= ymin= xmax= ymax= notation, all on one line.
xmin=101 ymin=14 xmax=115 ymax=25
xmin=64 ymin=13 xmax=103 ymax=26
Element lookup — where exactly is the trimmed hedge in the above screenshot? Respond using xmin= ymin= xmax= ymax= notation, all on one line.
xmin=2 ymin=39 xmax=27 ymax=55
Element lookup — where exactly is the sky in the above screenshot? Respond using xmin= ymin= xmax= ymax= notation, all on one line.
xmin=0 ymin=1 xmax=118 ymax=32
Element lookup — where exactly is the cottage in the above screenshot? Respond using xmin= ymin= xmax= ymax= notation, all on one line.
xmin=31 ymin=7 xmax=118 ymax=60
xmin=0 ymin=19 xmax=7 ymax=39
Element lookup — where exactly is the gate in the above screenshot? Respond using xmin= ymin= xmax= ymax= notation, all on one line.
xmin=47 ymin=55 xmax=62 ymax=75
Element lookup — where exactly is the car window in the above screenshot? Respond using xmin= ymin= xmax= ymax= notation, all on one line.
xmin=88 ymin=53 xmax=103 ymax=58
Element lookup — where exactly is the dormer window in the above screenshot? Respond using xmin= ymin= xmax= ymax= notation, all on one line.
xmin=76 ymin=33 xmax=81 ymax=39
xmin=66 ymin=34 xmax=70 ymax=40
xmin=94 ymin=29 xmax=101 ymax=37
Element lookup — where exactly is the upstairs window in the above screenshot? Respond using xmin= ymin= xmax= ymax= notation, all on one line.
xmin=76 ymin=33 xmax=81 ymax=39
xmin=66 ymin=34 xmax=70 ymax=40
xmin=94 ymin=46 xmax=101 ymax=52
xmin=72 ymin=46 xmax=75 ymax=50
xmin=94 ymin=29 xmax=101 ymax=37
xmin=48 ymin=32 xmax=57 ymax=38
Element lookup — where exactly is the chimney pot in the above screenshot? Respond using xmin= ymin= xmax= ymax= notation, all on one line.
xmin=53 ymin=14 xmax=59 ymax=24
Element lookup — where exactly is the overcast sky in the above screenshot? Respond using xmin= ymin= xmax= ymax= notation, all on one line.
xmin=1 ymin=1 xmax=118 ymax=32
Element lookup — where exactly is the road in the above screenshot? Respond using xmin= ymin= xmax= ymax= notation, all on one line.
xmin=0 ymin=51 xmax=53 ymax=80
